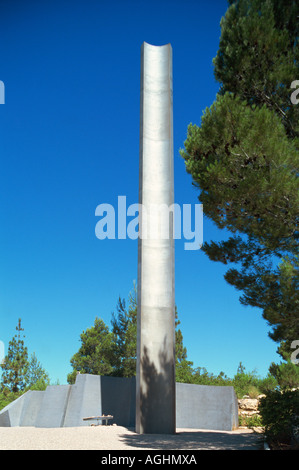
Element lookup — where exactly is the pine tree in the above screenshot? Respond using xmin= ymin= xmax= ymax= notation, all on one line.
xmin=1 ymin=319 xmax=28 ymax=393
xmin=110 ymin=289 xmax=192 ymax=380
xmin=175 ymin=308 xmax=194 ymax=382
xmin=180 ymin=0 xmax=299 ymax=359
xmin=68 ymin=286 xmax=192 ymax=381
xmin=67 ymin=317 xmax=115 ymax=384
xmin=111 ymin=286 xmax=137 ymax=377
xmin=25 ymin=352 xmax=50 ymax=390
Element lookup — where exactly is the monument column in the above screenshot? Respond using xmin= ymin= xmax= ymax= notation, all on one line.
xmin=136 ymin=42 xmax=175 ymax=434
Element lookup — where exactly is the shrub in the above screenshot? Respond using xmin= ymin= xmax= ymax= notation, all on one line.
xmin=239 ymin=413 xmax=263 ymax=428
xmin=247 ymin=385 xmax=260 ymax=399
xmin=258 ymin=374 xmax=278 ymax=394
xmin=259 ymin=389 xmax=299 ymax=448
xmin=0 ymin=389 xmax=22 ymax=411
xmin=233 ymin=371 xmax=260 ymax=398
xmin=269 ymin=361 xmax=299 ymax=391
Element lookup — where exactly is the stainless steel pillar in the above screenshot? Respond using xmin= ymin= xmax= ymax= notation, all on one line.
xmin=136 ymin=42 xmax=175 ymax=434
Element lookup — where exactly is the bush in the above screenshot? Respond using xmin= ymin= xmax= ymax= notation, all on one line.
xmin=0 ymin=378 xmax=50 ymax=412
xmin=247 ymin=385 xmax=260 ymax=399
xmin=269 ymin=361 xmax=299 ymax=390
xmin=239 ymin=413 xmax=263 ymax=428
xmin=191 ymin=367 xmax=232 ymax=386
xmin=259 ymin=389 xmax=299 ymax=448
xmin=258 ymin=374 xmax=278 ymax=394
xmin=0 ymin=389 xmax=22 ymax=411
xmin=233 ymin=371 xmax=260 ymax=398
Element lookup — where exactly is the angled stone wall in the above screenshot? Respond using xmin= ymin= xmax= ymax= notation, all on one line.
xmin=0 ymin=392 xmax=28 ymax=427
xmin=34 ymin=385 xmax=71 ymax=428
xmin=0 ymin=374 xmax=239 ymax=431
xmin=19 ymin=391 xmax=45 ymax=426
xmin=63 ymin=374 xmax=102 ymax=427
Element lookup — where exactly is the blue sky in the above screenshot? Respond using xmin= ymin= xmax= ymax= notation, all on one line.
xmin=0 ymin=0 xmax=280 ymax=384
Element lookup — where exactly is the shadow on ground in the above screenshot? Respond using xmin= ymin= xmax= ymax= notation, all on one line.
xmin=119 ymin=428 xmax=263 ymax=450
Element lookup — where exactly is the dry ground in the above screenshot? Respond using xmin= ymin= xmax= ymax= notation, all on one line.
xmin=0 ymin=425 xmax=263 ymax=450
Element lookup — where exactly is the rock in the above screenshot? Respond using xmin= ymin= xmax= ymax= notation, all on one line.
xmin=238 ymin=397 xmax=262 ymax=423
xmin=238 ymin=399 xmax=259 ymax=411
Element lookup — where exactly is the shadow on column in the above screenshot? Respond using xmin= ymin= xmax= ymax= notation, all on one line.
xmin=139 ymin=339 xmax=175 ymax=434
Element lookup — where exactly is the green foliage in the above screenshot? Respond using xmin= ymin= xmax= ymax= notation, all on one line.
xmin=258 ymin=374 xmax=278 ymax=394
xmin=175 ymin=307 xmax=194 ymax=383
xmin=25 ymin=352 xmax=50 ymax=390
xmin=259 ymin=389 xmax=299 ymax=446
xmin=1 ymin=319 xmax=29 ymax=393
xmin=214 ymin=0 xmax=299 ymax=138
xmin=110 ymin=286 xmax=137 ymax=377
xmin=180 ymin=0 xmax=299 ymax=359
xmin=67 ymin=317 xmax=115 ymax=384
xmin=0 ymin=319 xmax=50 ymax=410
xmin=239 ymin=413 xmax=263 ymax=428
xmin=181 ymin=93 xmax=298 ymax=248
xmin=67 ymin=285 xmax=193 ymax=383
xmin=0 ymin=389 xmax=23 ymax=411
xmin=67 ymin=287 xmax=139 ymax=382
xmin=28 ymin=377 xmax=50 ymax=391
xmin=190 ymin=367 xmax=232 ymax=387
xmin=231 ymin=363 xmax=263 ymax=398
xmin=189 ymin=362 xmax=277 ymax=398
xmin=269 ymin=360 xmax=299 ymax=390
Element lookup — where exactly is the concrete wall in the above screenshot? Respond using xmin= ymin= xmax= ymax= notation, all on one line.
xmin=0 ymin=374 xmax=239 ymax=431
xmin=0 ymin=392 xmax=29 ymax=427
xmin=176 ymin=383 xmax=239 ymax=431
xmin=63 ymin=375 xmax=135 ymax=427
xmin=63 ymin=374 xmax=102 ymax=427
xmin=19 ymin=391 xmax=45 ymax=426
xmin=35 ymin=385 xmax=71 ymax=428
xmin=101 ymin=376 xmax=136 ymax=427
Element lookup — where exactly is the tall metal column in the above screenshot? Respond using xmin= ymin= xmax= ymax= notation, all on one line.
xmin=136 ymin=42 xmax=175 ymax=434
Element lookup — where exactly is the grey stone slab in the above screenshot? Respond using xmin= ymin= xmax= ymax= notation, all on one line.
xmin=63 ymin=374 xmax=87 ymax=427
xmin=35 ymin=385 xmax=71 ymax=428
xmin=101 ymin=376 xmax=135 ymax=427
xmin=19 ymin=391 xmax=45 ymax=426
xmin=78 ymin=374 xmax=102 ymax=424
xmin=0 ymin=391 xmax=31 ymax=427
xmin=0 ymin=375 xmax=239 ymax=431
xmin=176 ymin=383 xmax=238 ymax=431
xmin=0 ymin=409 xmax=10 ymax=427
xmin=63 ymin=374 xmax=102 ymax=427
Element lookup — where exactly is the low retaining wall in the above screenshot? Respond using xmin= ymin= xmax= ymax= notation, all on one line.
xmin=0 ymin=374 xmax=238 ymax=431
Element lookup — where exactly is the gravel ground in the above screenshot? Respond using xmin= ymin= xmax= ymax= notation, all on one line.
xmin=0 ymin=426 xmax=262 ymax=450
